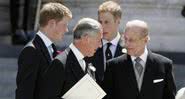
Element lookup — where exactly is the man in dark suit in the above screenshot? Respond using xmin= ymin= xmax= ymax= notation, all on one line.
xmin=15 ymin=3 xmax=72 ymax=99
xmin=103 ymin=20 xmax=176 ymax=99
xmin=44 ymin=18 xmax=102 ymax=99
xmin=92 ymin=1 xmax=125 ymax=83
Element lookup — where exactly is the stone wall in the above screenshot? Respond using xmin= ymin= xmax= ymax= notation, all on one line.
xmin=0 ymin=0 xmax=184 ymax=52
xmin=0 ymin=0 xmax=10 ymax=35
xmin=61 ymin=0 xmax=185 ymax=52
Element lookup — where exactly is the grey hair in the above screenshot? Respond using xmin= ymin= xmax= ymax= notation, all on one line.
xmin=73 ymin=18 xmax=102 ymax=39
xmin=125 ymin=20 xmax=149 ymax=38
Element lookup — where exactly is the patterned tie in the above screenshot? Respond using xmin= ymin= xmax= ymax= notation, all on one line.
xmin=51 ymin=43 xmax=57 ymax=58
xmin=135 ymin=57 xmax=143 ymax=77
xmin=105 ymin=42 xmax=112 ymax=61
xmin=84 ymin=57 xmax=89 ymax=73
xmin=84 ymin=57 xmax=96 ymax=81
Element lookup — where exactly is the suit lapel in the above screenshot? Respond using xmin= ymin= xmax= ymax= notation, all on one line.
xmin=68 ymin=50 xmax=86 ymax=81
xmin=125 ymin=55 xmax=140 ymax=94
xmin=94 ymin=47 xmax=104 ymax=80
xmin=114 ymin=43 xmax=123 ymax=57
xmin=33 ymin=35 xmax=51 ymax=63
xmin=114 ymin=39 xmax=124 ymax=57
xmin=140 ymin=51 xmax=154 ymax=95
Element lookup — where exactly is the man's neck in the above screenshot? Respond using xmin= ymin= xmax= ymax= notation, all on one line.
xmin=73 ymin=41 xmax=87 ymax=57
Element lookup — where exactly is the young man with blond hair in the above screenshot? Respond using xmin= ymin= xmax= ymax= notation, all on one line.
xmin=93 ymin=1 xmax=125 ymax=83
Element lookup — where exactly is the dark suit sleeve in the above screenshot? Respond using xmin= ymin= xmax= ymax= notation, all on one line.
xmin=102 ymin=61 xmax=114 ymax=99
xmin=44 ymin=59 xmax=65 ymax=99
xmin=16 ymin=47 xmax=40 ymax=99
xmin=163 ymin=60 xmax=176 ymax=99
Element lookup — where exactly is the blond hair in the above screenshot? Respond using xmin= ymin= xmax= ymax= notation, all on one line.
xmin=98 ymin=1 xmax=122 ymax=20
xmin=39 ymin=2 xmax=72 ymax=27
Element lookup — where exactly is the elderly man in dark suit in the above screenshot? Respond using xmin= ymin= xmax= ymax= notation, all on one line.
xmin=44 ymin=18 xmax=102 ymax=99
xmin=16 ymin=3 xmax=72 ymax=99
xmin=103 ymin=20 xmax=176 ymax=99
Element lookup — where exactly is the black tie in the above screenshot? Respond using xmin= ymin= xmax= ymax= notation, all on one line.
xmin=105 ymin=42 xmax=112 ymax=60
xmin=51 ymin=43 xmax=57 ymax=58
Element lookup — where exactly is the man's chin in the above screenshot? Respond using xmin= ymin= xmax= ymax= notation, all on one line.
xmin=103 ymin=34 xmax=109 ymax=39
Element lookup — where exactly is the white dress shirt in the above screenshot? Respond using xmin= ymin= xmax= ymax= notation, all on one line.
xmin=69 ymin=43 xmax=86 ymax=72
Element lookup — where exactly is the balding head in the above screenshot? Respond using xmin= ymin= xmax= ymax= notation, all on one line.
xmin=124 ymin=20 xmax=150 ymax=57
xmin=125 ymin=20 xmax=149 ymax=38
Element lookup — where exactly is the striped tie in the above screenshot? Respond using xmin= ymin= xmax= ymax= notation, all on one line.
xmin=135 ymin=57 xmax=143 ymax=77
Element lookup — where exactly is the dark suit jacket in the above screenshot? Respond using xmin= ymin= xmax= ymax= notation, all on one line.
xmin=103 ymin=51 xmax=176 ymax=99
xmin=16 ymin=35 xmax=53 ymax=99
xmin=92 ymin=39 xmax=124 ymax=83
xmin=44 ymin=48 xmax=87 ymax=99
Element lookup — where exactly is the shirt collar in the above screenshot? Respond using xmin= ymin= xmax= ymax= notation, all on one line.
xmin=37 ymin=31 xmax=53 ymax=47
xmin=69 ymin=43 xmax=85 ymax=62
xmin=102 ymin=32 xmax=121 ymax=46
xmin=131 ymin=47 xmax=148 ymax=64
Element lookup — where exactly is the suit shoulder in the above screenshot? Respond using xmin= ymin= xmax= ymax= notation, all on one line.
xmin=20 ymin=45 xmax=37 ymax=56
xmin=18 ymin=41 xmax=39 ymax=60
xmin=107 ymin=54 xmax=127 ymax=64
xmin=152 ymin=52 xmax=172 ymax=64
xmin=24 ymin=40 xmax=35 ymax=48
xmin=20 ymin=40 xmax=36 ymax=51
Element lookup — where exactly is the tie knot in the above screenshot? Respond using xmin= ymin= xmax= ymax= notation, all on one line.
xmin=83 ymin=57 xmax=88 ymax=62
xmin=135 ymin=57 xmax=142 ymax=63
xmin=83 ymin=57 xmax=91 ymax=64
xmin=51 ymin=43 xmax=56 ymax=50
xmin=107 ymin=42 xmax=112 ymax=48
xmin=51 ymin=43 xmax=57 ymax=58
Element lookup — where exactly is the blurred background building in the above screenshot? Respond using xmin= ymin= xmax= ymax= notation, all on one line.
xmin=0 ymin=0 xmax=185 ymax=99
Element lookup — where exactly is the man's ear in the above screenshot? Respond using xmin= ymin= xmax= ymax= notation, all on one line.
xmin=145 ymin=36 xmax=150 ymax=43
